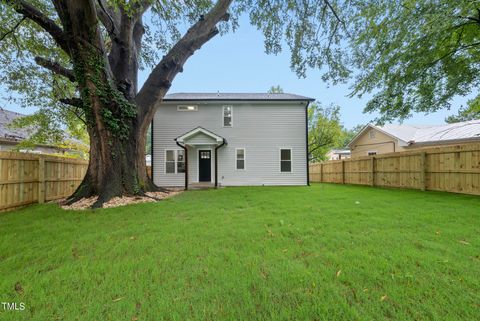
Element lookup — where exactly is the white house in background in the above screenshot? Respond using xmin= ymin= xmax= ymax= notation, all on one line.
xmin=348 ymin=120 xmax=480 ymax=158
xmin=152 ymin=93 xmax=314 ymax=189
xmin=326 ymin=149 xmax=351 ymax=160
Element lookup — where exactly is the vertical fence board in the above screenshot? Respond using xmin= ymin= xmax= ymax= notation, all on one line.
xmin=0 ymin=152 xmax=88 ymax=211
xmin=310 ymin=143 xmax=480 ymax=196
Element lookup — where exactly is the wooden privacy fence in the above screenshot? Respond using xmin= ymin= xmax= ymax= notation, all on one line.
xmin=310 ymin=143 xmax=480 ymax=196
xmin=0 ymin=151 xmax=88 ymax=211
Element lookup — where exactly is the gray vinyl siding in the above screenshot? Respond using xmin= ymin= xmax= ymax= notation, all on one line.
xmin=153 ymin=102 xmax=307 ymax=187
xmin=187 ymin=132 xmax=218 ymax=145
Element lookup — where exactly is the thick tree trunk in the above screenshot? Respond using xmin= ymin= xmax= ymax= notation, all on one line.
xmin=68 ymin=107 xmax=158 ymax=208
xmin=60 ymin=0 xmax=160 ymax=208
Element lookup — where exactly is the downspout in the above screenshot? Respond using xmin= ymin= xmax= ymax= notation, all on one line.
xmin=150 ymin=120 xmax=154 ymax=182
xmin=175 ymin=140 xmax=188 ymax=190
xmin=215 ymin=139 xmax=226 ymax=188
xmin=305 ymin=101 xmax=311 ymax=186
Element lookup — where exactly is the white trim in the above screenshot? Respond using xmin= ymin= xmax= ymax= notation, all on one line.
xmin=369 ymin=130 xmax=376 ymax=139
xmin=347 ymin=124 xmax=408 ymax=148
xmin=164 ymin=149 xmax=185 ymax=174
xmin=235 ymin=148 xmax=246 ymax=170
xmin=197 ymin=148 xmax=213 ymax=182
xmin=279 ymin=148 xmax=293 ymax=173
xmin=222 ymin=105 xmax=233 ymax=128
xmin=176 ymin=127 xmax=223 ymax=144
xmin=177 ymin=105 xmax=198 ymax=112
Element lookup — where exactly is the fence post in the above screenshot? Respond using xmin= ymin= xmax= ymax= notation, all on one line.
xmin=371 ymin=156 xmax=376 ymax=186
xmin=320 ymin=163 xmax=323 ymax=182
xmin=341 ymin=160 xmax=345 ymax=184
xmin=38 ymin=156 xmax=45 ymax=204
xmin=420 ymin=152 xmax=426 ymax=191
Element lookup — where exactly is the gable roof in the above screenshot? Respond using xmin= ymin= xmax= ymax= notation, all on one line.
xmin=0 ymin=108 xmax=32 ymax=141
xmin=175 ymin=126 xmax=225 ymax=144
xmin=348 ymin=120 xmax=480 ymax=147
xmin=163 ymin=92 xmax=315 ymax=102
xmin=0 ymin=108 xmax=88 ymax=150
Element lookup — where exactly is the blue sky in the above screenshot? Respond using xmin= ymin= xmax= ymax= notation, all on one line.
xmin=137 ymin=18 xmax=468 ymax=130
xmin=3 ymin=14 xmax=469 ymax=130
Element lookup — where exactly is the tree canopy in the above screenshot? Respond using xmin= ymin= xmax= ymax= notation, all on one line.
xmin=0 ymin=0 xmax=346 ymax=121
xmin=331 ymin=1 xmax=480 ymax=123
xmin=308 ymin=103 xmax=344 ymax=161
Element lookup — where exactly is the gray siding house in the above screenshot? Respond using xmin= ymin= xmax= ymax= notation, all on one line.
xmin=152 ymin=93 xmax=313 ymax=188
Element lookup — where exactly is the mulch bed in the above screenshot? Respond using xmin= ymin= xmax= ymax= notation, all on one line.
xmin=59 ymin=190 xmax=182 ymax=210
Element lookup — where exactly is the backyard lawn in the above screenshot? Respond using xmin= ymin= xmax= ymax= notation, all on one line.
xmin=0 ymin=184 xmax=479 ymax=320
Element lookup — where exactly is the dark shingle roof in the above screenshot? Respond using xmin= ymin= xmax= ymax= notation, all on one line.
xmin=0 ymin=108 xmax=31 ymax=141
xmin=163 ymin=92 xmax=315 ymax=102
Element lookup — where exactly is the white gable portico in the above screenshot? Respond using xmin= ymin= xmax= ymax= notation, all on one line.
xmin=175 ymin=127 xmax=226 ymax=188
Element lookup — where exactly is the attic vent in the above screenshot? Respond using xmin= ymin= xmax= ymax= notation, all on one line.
xmin=177 ymin=105 xmax=198 ymax=112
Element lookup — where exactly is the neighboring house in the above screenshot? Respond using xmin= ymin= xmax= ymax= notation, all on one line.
xmin=152 ymin=93 xmax=314 ymax=188
xmin=326 ymin=149 xmax=351 ymax=160
xmin=0 ymin=108 xmax=85 ymax=155
xmin=348 ymin=120 xmax=480 ymax=157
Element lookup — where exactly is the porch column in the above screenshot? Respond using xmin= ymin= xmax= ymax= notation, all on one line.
xmin=215 ymin=147 xmax=218 ymax=187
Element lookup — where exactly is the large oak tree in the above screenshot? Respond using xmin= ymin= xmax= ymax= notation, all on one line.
xmin=1 ymin=0 xmax=347 ymax=207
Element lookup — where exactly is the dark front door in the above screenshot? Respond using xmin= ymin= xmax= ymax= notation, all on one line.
xmin=198 ymin=150 xmax=211 ymax=182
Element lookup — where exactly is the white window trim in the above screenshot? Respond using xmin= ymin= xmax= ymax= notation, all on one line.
xmin=235 ymin=148 xmax=246 ymax=171
xmin=279 ymin=148 xmax=293 ymax=173
xmin=369 ymin=130 xmax=376 ymax=139
xmin=367 ymin=150 xmax=377 ymax=156
xmin=177 ymin=105 xmax=198 ymax=112
xmin=164 ymin=149 xmax=185 ymax=174
xmin=222 ymin=105 xmax=233 ymax=127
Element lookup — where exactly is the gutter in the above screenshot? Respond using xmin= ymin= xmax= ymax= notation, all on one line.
xmin=407 ymin=136 xmax=480 ymax=146
xmin=214 ymin=139 xmax=227 ymax=188
xmin=352 ymin=141 xmax=396 ymax=153
xmin=163 ymin=98 xmax=316 ymax=102
xmin=175 ymin=140 xmax=188 ymax=190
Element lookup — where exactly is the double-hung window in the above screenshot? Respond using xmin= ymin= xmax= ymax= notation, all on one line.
xmin=223 ymin=106 xmax=232 ymax=127
xmin=165 ymin=150 xmax=176 ymax=173
xmin=280 ymin=149 xmax=292 ymax=172
xmin=177 ymin=150 xmax=185 ymax=173
xmin=236 ymin=148 xmax=245 ymax=170
xmin=165 ymin=150 xmax=185 ymax=173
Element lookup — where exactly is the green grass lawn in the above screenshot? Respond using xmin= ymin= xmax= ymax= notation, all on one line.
xmin=0 ymin=184 xmax=479 ymax=320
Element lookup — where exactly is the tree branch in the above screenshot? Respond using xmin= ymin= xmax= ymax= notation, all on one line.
xmin=59 ymin=98 xmax=86 ymax=125
xmin=135 ymin=0 xmax=233 ymax=114
xmin=59 ymin=97 xmax=83 ymax=108
xmin=34 ymin=57 xmax=76 ymax=82
xmin=95 ymin=0 xmax=118 ymax=38
xmin=322 ymin=0 xmax=350 ymax=37
xmin=0 ymin=16 xmax=26 ymax=42
xmin=8 ymin=0 xmax=70 ymax=55
xmin=427 ymin=41 xmax=480 ymax=67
